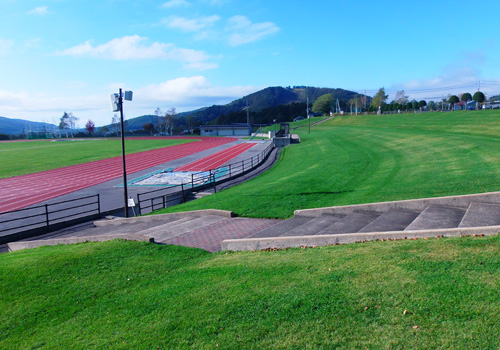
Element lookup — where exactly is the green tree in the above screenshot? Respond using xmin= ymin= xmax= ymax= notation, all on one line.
xmin=448 ymin=95 xmax=459 ymax=110
xmin=473 ymin=91 xmax=485 ymax=110
xmin=312 ymin=93 xmax=334 ymax=115
xmin=99 ymin=125 xmax=109 ymax=134
xmin=164 ymin=107 xmax=177 ymax=135
xmin=411 ymin=100 xmax=419 ymax=110
xmin=418 ymin=100 xmax=427 ymax=109
xmin=371 ymin=88 xmax=388 ymax=109
xmin=348 ymin=95 xmax=362 ymax=115
xmin=185 ymin=115 xmax=196 ymax=133
xmin=461 ymin=92 xmax=472 ymax=110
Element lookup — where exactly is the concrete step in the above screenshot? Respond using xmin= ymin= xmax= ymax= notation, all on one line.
xmin=405 ymin=205 xmax=467 ymax=231
xmin=358 ymin=209 xmax=421 ymax=233
xmin=314 ymin=211 xmax=381 ymax=235
xmin=459 ymin=202 xmax=500 ymax=227
xmin=247 ymin=217 xmax=314 ymax=238
xmin=137 ymin=215 xmax=229 ymax=242
xmin=280 ymin=215 xmax=345 ymax=237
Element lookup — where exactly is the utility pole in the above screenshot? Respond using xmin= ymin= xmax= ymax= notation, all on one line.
xmin=307 ymin=96 xmax=311 ymax=134
xmin=118 ymin=89 xmax=129 ymax=218
xmin=111 ymin=89 xmax=133 ymax=217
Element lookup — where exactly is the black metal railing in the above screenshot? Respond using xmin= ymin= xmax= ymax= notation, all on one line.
xmin=0 ymin=194 xmax=101 ymax=244
xmin=136 ymin=142 xmax=274 ymax=215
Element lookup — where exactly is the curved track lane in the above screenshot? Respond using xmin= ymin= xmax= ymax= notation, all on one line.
xmin=174 ymin=143 xmax=256 ymax=172
xmin=0 ymin=137 xmax=237 ymax=213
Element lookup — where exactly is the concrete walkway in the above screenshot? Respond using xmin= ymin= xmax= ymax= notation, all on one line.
xmin=1 ymin=143 xmax=281 ymax=253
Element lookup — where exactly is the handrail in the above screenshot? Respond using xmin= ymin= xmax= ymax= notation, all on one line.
xmin=0 ymin=194 xmax=101 ymax=244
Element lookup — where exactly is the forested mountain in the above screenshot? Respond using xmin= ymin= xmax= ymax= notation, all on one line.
xmin=103 ymin=86 xmax=361 ymax=132
xmin=0 ymin=86 xmax=362 ymax=136
xmin=187 ymin=86 xmax=360 ymax=125
xmin=0 ymin=116 xmax=58 ymax=136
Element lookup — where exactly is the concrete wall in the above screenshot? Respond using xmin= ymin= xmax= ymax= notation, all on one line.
xmin=200 ymin=126 xmax=251 ymax=136
xmin=274 ymin=135 xmax=291 ymax=147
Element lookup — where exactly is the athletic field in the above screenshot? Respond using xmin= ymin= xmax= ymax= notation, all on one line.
xmin=157 ymin=110 xmax=500 ymax=218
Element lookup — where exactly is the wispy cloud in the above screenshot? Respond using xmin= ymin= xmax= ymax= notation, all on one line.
xmin=57 ymin=35 xmax=218 ymax=70
xmin=0 ymin=38 xmax=14 ymax=56
xmin=203 ymin=0 xmax=230 ymax=5
xmin=160 ymin=0 xmax=191 ymax=9
xmin=27 ymin=6 xmax=49 ymax=16
xmin=137 ymin=76 xmax=259 ymax=107
xmin=0 ymin=77 xmax=260 ymax=126
xmin=165 ymin=15 xmax=220 ymax=32
xmin=226 ymin=15 xmax=279 ymax=46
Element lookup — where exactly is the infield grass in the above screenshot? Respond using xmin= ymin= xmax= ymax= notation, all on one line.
xmin=1 ymin=236 xmax=499 ymax=349
xmin=156 ymin=110 xmax=500 ymax=218
xmin=0 ymin=138 xmax=195 ymax=178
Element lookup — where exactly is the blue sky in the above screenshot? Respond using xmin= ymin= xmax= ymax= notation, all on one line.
xmin=1 ymin=0 xmax=499 ymax=126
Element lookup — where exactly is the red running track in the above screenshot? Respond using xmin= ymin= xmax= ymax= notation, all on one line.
xmin=174 ymin=143 xmax=256 ymax=172
xmin=0 ymin=137 xmax=237 ymax=213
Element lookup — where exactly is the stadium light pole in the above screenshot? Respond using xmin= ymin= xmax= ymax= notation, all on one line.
xmin=110 ymin=89 xmax=133 ymax=217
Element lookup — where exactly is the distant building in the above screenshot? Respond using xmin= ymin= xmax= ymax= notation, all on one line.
xmin=200 ymin=125 xmax=251 ymax=136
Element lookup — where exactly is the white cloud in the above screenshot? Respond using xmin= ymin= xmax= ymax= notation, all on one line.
xmin=226 ymin=15 xmax=279 ymax=46
xmin=57 ymin=35 xmax=217 ymax=70
xmin=389 ymin=50 xmax=492 ymax=101
xmin=165 ymin=15 xmax=220 ymax=32
xmin=0 ymin=38 xmax=14 ymax=55
xmin=137 ymin=76 xmax=258 ymax=105
xmin=161 ymin=0 xmax=191 ymax=8
xmin=0 ymin=77 xmax=260 ymax=127
xmin=204 ymin=0 xmax=230 ymax=5
xmin=28 ymin=6 xmax=49 ymax=16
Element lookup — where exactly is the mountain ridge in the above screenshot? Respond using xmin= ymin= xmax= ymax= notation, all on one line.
xmin=0 ymin=86 xmax=362 ymax=135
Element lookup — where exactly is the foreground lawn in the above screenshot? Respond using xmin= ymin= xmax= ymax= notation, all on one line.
xmin=0 ymin=137 xmax=195 ymax=178
xmin=1 ymin=236 xmax=499 ymax=349
xmin=157 ymin=110 xmax=500 ymax=218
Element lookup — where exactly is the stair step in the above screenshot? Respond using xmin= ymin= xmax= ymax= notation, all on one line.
xmin=459 ymin=202 xmax=500 ymax=227
xmin=281 ymin=215 xmax=345 ymax=237
xmin=405 ymin=205 xmax=466 ymax=231
xmin=247 ymin=217 xmax=314 ymax=238
xmin=139 ymin=215 xmax=228 ymax=242
xmin=358 ymin=209 xmax=421 ymax=233
xmin=315 ymin=211 xmax=381 ymax=235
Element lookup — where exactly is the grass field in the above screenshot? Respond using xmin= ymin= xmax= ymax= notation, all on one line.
xmin=0 ymin=138 xmax=195 ymax=178
xmin=1 ymin=236 xmax=500 ymax=349
xmin=156 ymin=110 xmax=500 ymax=218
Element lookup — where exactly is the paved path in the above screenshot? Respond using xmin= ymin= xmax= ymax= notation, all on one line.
xmin=0 ymin=145 xmax=281 ymax=253
xmin=145 ymin=218 xmax=277 ymax=252
xmin=0 ymin=136 xmax=236 ymax=213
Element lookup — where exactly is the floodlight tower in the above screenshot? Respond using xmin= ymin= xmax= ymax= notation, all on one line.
xmin=110 ymin=88 xmax=133 ymax=217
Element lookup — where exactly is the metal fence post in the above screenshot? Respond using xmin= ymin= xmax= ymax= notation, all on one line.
xmin=229 ymin=164 xmax=232 ymax=177
xmin=137 ymin=194 xmax=142 ymax=216
xmin=181 ymin=183 xmax=185 ymax=203
xmin=45 ymin=204 xmax=50 ymax=233
xmin=97 ymin=194 xmax=101 ymax=217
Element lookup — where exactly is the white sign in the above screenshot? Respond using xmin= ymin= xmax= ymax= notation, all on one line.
xmin=127 ymin=198 xmax=136 ymax=207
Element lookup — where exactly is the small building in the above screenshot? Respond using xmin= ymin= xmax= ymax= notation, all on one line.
xmin=200 ymin=124 xmax=252 ymax=137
